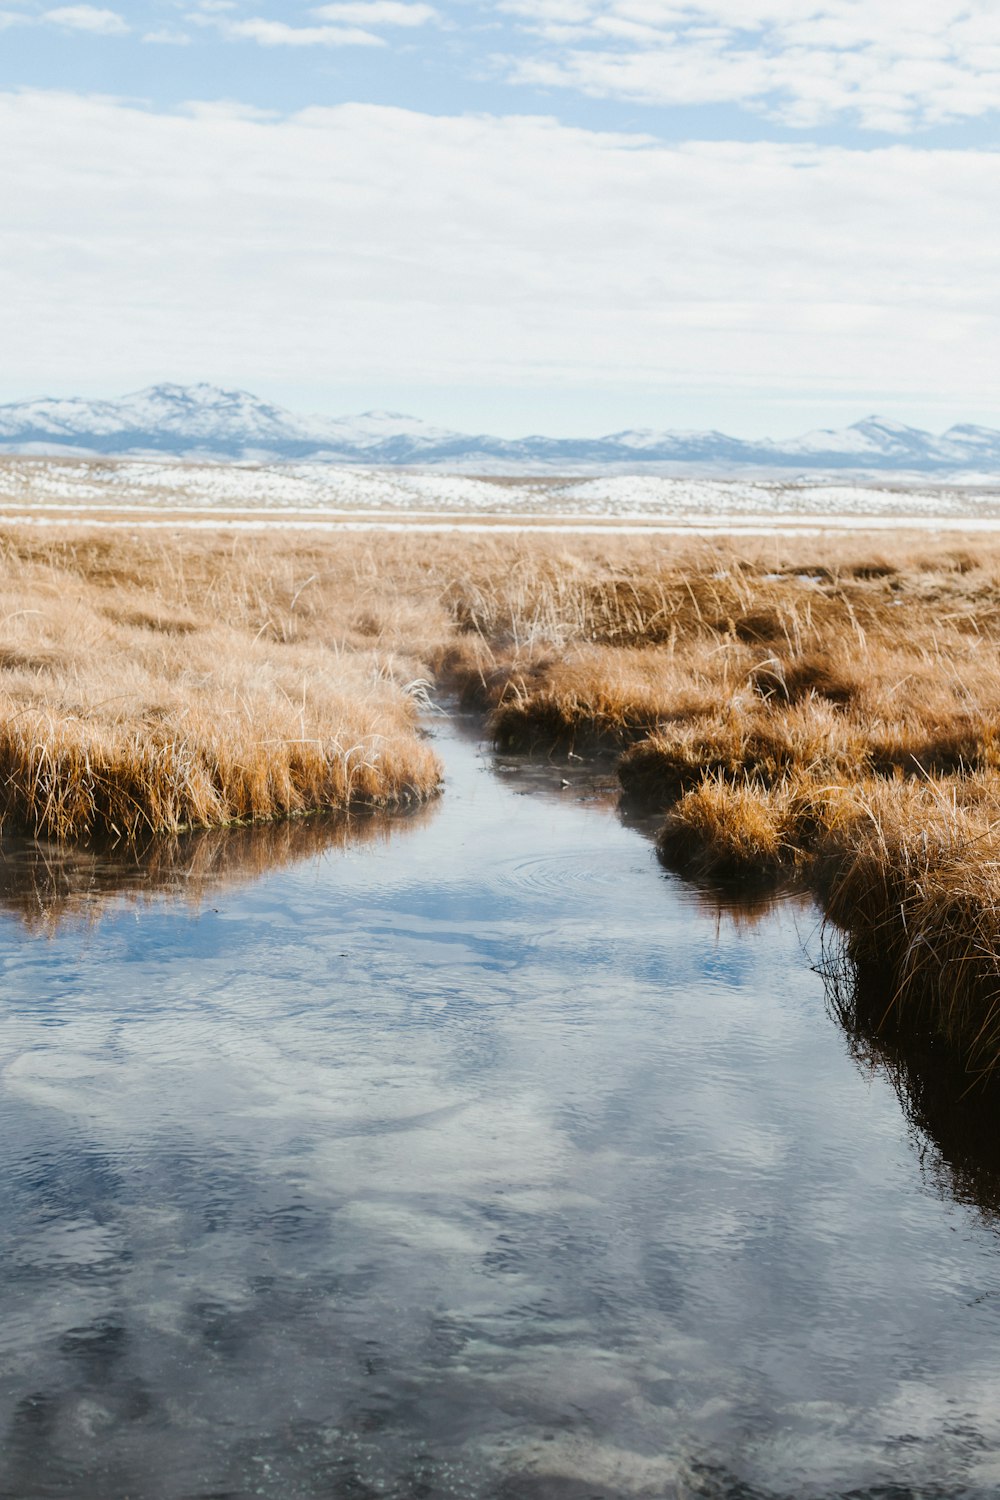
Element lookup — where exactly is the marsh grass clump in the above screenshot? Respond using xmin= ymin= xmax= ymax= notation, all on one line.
xmin=488 ymin=647 xmax=681 ymax=750
xmin=750 ymin=650 xmax=860 ymax=707
xmin=0 ymin=688 xmax=439 ymax=843
xmin=657 ymin=775 xmax=794 ymax=878
xmin=618 ymin=700 xmax=863 ymax=806
xmin=811 ymin=780 xmax=1000 ymax=1076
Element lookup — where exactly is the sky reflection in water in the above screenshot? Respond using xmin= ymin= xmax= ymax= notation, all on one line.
xmin=0 ymin=719 xmax=999 ymax=1499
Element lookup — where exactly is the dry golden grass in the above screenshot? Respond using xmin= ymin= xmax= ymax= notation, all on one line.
xmin=657 ymin=775 xmax=793 ymax=877
xmin=9 ymin=521 xmax=1000 ymax=1081
xmin=810 ymin=778 xmax=1000 ymax=1075
xmin=0 ymin=528 xmax=445 ymax=840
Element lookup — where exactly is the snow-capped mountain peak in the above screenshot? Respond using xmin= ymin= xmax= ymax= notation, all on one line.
xmin=0 ymin=386 xmax=998 ymax=474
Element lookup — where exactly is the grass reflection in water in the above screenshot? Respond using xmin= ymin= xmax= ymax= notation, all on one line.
xmin=0 ymin=799 xmax=437 ymax=932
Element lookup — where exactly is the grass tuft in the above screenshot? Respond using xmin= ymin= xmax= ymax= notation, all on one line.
xmin=657 ymin=775 xmax=793 ymax=878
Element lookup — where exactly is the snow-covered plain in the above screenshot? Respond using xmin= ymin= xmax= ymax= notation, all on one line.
xmin=1 ymin=457 xmax=1000 ymax=530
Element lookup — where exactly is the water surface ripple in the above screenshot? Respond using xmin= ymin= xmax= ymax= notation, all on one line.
xmin=0 ymin=718 xmax=998 ymax=1499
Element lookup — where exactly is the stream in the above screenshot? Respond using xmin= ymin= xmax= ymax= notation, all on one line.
xmin=0 ymin=714 xmax=999 ymax=1499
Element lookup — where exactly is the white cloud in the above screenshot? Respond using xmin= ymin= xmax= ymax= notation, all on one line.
xmin=2 ymin=90 xmax=1000 ymax=413
xmin=314 ymin=1 xmax=439 ymax=24
xmin=496 ymin=0 xmax=1000 ymax=132
xmin=227 ymin=17 xmax=385 ymax=45
xmin=43 ymin=4 xmax=128 ymax=33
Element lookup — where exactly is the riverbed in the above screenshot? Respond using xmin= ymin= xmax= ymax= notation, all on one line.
xmin=0 ymin=716 xmax=998 ymax=1498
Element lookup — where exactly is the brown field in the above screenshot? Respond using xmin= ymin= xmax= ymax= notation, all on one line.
xmin=4 ymin=521 xmax=1000 ymax=1081
xmin=0 ymin=527 xmax=446 ymax=842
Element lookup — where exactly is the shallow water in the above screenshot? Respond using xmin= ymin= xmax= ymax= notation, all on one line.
xmin=1 ymin=717 xmax=999 ymax=1499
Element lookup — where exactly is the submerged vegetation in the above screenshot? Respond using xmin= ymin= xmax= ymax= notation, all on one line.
xmin=4 ymin=520 xmax=1000 ymax=1082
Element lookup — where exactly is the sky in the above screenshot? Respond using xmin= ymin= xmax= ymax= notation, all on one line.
xmin=1 ymin=1 xmax=1000 ymax=437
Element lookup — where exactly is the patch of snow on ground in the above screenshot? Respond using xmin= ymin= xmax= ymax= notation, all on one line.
xmin=1 ymin=458 xmax=1000 ymax=526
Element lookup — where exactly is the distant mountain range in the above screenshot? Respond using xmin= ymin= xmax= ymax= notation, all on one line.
xmin=1 ymin=383 xmax=998 ymax=476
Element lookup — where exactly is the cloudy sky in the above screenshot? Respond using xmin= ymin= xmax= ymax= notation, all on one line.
xmin=2 ymin=1 xmax=999 ymax=435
